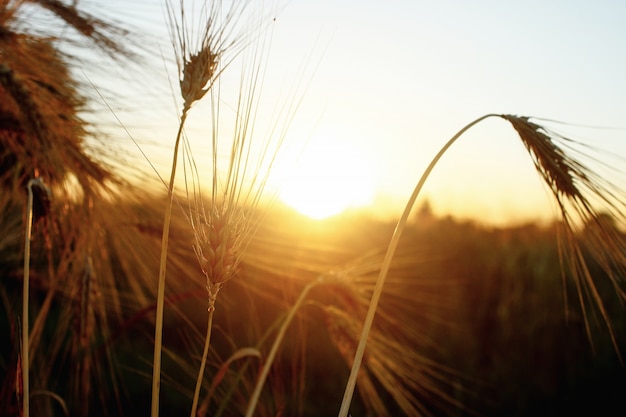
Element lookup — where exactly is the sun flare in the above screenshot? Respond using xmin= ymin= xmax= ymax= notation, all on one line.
xmin=276 ymin=136 xmax=374 ymax=219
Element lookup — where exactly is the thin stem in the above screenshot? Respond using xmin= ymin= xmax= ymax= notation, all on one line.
xmin=337 ymin=114 xmax=499 ymax=417
xmin=22 ymin=179 xmax=37 ymax=417
xmin=152 ymin=110 xmax=188 ymax=417
xmin=30 ymin=390 xmax=69 ymax=417
xmin=245 ymin=279 xmax=319 ymax=417
xmin=190 ymin=301 xmax=216 ymax=417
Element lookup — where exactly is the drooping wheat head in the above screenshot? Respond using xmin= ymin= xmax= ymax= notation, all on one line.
xmin=32 ymin=0 xmax=136 ymax=61
xmin=501 ymin=115 xmax=626 ymax=356
xmin=503 ymin=116 xmax=583 ymax=203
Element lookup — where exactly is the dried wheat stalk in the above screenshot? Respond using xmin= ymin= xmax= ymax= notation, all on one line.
xmin=153 ymin=2 xmax=253 ymax=416
xmin=339 ymin=114 xmax=626 ymax=417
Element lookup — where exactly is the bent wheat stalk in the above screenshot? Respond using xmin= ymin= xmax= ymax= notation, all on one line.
xmin=338 ymin=114 xmax=626 ymax=416
xmin=337 ymin=113 xmax=494 ymax=417
xmin=22 ymin=180 xmax=35 ymax=417
xmin=245 ymin=278 xmax=323 ymax=417
xmin=22 ymin=177 xmax=51 ymax=417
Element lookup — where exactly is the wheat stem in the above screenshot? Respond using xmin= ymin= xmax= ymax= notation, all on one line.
xmin=22 ymin=179 xmax=37 ymax=417
xmin=190 ymin=300 xmax=216 ymax=417
xmin=245 ymin=279 xmax=320 ymax=417
xmin=151 ymin=110 xmax=189 ymax=417
xmin=337 ymin=114 xmax=498 ymax=417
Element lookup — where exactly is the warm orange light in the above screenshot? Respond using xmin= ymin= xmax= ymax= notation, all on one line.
xmin=276 ymin=136 xmax=374 ymax=220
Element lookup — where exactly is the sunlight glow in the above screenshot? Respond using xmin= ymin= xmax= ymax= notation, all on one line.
xmin=277 ymin=136 xmax=374 ymax=219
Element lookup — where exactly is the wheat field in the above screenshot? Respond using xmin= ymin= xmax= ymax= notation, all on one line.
xmin=1 ymin=1 xmax=626 ymax=417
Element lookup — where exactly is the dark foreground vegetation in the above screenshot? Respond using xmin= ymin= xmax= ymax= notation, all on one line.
xmin=1 ymin=193 xmax=625 ymax=416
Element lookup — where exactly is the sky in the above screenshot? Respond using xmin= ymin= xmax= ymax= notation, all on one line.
xmin=85 ymin=0 xmax=626 ymax=225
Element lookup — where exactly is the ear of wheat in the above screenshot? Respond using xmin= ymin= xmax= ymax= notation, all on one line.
xmin=152 ymin=2 xmax=254 ymax=416
xmin=157 ymin=2 xmax=293 ymax=416
xmin=167 ymin=0 xmax=252 ymax=112
xmin=501 ymin=115 xmax=626 ymax=357
xmin=192 ymin=205 xmax=243 ymax=309
xmin=180 ymin=47 xmax=219 ymax=111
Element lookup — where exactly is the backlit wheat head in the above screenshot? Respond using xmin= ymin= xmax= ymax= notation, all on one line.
xmin=180 ymin=47 xmax=218 ymax=110
xmin=181 ymin=10 xmax=296 ymax=304
xmin=167 ymin=0 xmax=251 ymax=111
xmin=191 ymin=203 xmax=246 ymax=308
xmin=502 ymin=115 xmax=584 ymax=202
xmin=175 ymin=10 xmax=293 ymax=413
xmin=501 ymin=115 xmax=626 ymax=355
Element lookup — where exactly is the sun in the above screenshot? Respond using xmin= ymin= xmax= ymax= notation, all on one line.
xmin=276 ymin=136 xmax=375 ymax=219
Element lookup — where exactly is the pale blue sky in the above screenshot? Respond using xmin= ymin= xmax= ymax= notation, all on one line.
xmin=88 ymin=0 xmax=626 ymax=224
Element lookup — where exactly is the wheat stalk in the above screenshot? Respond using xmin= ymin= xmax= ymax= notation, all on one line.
xmin=152 ymin=2 xmax=255 ymax=416
xmin=180 ymin=17 xmax=317 ymax=417
xmin=244 ymin=277 xmax=324 ymax=417
xmin=21 ymin=177 xmax=51 ymax=417
xmin=179 ymin=9 xmax=302 ymax=413
xmin=188 ymin=203 xmax=246 ymax=417
xmin=338 ymin=114 xmax=626 ymax=416
xmin=21 ymin=181 xmax=34 ymax=417
xmin=72 ymin=256 xmax=96 ymax=417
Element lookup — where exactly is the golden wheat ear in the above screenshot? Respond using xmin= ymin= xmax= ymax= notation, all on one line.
xmin=500 ymin=115 xmax=626 ymax=360
xmin=501 ymin=115 xmax=586 ymax=201
xmin=152 ymin=2 xmax=255 ymax=414
xmin=166 ymin=0 xmax=253 ymax=112
xmin=180 ymin=48 xmax=219 ymax=110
